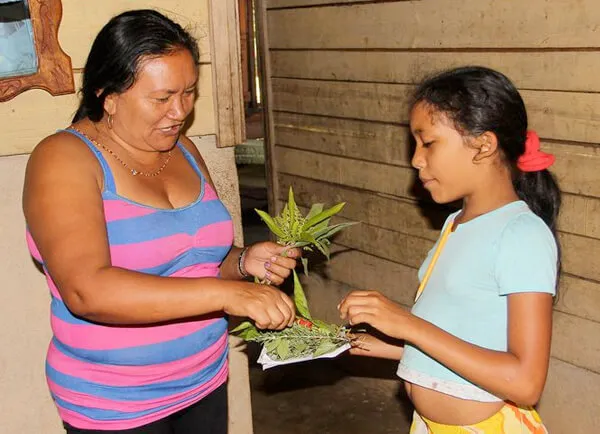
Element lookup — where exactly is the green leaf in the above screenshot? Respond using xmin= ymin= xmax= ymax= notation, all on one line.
xmin=291 ymin=241 xmax=311 ymax=248
xmin=301 ymin=257 xmax=309 ymax=276
xmin=287 ymin=186 xmax=298 ymax=232
xmin=313 ymin=221 xmax=359 ymax=240
xmin=287 ymin=186 xmax=297 ymax=220
xmin=312 ymin=239 xmax=330 ymax=260
xmin=306 ymin=217 xmax=331 ymax=236
xmin=293 ymin=341 xmax=308 ymax=354
xmin=243 ymin=328 xmax=261 ymax=340
xmin=298 ymin=232 xmax=319 ymax=248
xmin=302 ymin=202 xmax=346 ymax=231
xmin=266 ymin=338 xmax=280 ymax=353
xmin=255 ymin=209 xmax=286 ymax=239
xmin=276 ymin=339 xmax=290 ymax=359
xmin=305 ymin=203 xmax=324 ymax=221
xmin=293 ymin=270 xmax=312 ymax=320
xmin=230 ymin=321 xmax=254 ymax=334
xmin=312 ymin=319 xmax=337 ymax=334
xmin=313 ymin=340 xmax=340 ymax=357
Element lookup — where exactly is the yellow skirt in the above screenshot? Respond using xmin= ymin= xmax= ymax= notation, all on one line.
xmin=409 ymin=403 xmax=548 ymax=434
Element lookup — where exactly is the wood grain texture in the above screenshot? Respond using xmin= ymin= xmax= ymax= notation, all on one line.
xmin=0 ymin=0 xmax=75 ymax=102
xmin=272 ymin=78 xmax=600 ymax=144
xmin=267 ymin=0 xmax=600 ymax=49
xmin=271 ymin=50 xmax=600 ymax=93
xmin=209 ymin=0 xmax=246 ymax=147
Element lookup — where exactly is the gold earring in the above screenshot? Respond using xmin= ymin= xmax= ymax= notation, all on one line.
xmin=107 ymin=114 xmax=114 ymax=129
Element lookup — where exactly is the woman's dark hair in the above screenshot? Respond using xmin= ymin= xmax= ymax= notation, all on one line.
xmin=411 ymin=66 xmax=561 ymax=236
xmin=73 ymin=9 xmax=199 ymax=123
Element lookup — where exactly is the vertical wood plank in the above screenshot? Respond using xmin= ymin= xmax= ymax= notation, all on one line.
xmin=209 ymin=0 xmax=246 ymax=147
xmin=256 ymin=0 xmax=280 ymax=217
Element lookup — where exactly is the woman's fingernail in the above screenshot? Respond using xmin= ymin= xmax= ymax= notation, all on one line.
xmin=264 ymin=262 xmax=271 ymax=269
xmin=265 ymin=271 xmax=272 ymax=279
xmin=271 ymin=256 xmax=277 ymax=263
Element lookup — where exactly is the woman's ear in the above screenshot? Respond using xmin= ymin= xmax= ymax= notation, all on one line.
xmin=103 ymin=93 xmax=117 ymax=116
xmin=472 ymin=131 xmax=499 ymax=164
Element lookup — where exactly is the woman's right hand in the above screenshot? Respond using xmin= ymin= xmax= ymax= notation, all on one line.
xmin=223 ymin=282 xmax=295 ymax=330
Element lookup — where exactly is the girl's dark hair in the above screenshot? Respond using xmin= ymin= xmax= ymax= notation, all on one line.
xmin=411 ymin=66 xmax=561 ymax=236
xmin=73 ymin=9 xmax=199 ymax=123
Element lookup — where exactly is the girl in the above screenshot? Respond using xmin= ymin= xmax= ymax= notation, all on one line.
xmin=338 ymin=66 xmax=559 ymax=433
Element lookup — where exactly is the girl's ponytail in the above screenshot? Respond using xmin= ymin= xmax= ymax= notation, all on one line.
xmin=514 ymin=131 xmax=561 ymax=235
xmin=514 ymin=170 xmax=561 ymax=235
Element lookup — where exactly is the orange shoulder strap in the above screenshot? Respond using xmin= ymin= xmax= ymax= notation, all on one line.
xmin=414 ymin=221 xmax=454 ymax=302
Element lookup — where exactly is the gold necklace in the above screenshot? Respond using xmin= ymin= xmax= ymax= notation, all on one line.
xmin=71 ymin=126 xmax=172 ymax=177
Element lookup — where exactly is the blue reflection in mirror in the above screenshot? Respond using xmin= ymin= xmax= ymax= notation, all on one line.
xmin=0 ymin=0 xmax=38 ymax=79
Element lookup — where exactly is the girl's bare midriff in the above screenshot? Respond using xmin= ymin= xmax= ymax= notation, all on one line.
xmin=405 ymin=382 xmax=505 ymax=426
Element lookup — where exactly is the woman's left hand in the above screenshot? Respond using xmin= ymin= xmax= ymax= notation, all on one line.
xmin=338 ymin=290 xmax=414 ymax=340
xmin=243 ymin=242 xmax=301 ymax=285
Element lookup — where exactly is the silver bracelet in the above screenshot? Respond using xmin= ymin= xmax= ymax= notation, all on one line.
xmin=237 ymin=247 xmax=250 ymax=278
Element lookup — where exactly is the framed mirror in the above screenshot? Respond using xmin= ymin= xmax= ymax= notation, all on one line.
xmin=0 ymin=0 xmax=74 ymax=102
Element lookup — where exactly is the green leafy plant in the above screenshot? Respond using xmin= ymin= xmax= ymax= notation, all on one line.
xmin=231 ymin=187 xmax=358 ymax=362
xmin=255 ymin=186 xmax=357 ymax=276
xmin=232 ymin=271 xmax=351 ymax=361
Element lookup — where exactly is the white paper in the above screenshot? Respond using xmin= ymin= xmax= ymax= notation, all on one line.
xmin=256 ymin=343 xmax=351 ymax=370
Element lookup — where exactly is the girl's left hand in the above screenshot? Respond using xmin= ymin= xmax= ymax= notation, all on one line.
xmin=338 ymin=290 xmax=414 ymax=340
xmin=243 ymin=242 xmax=301 ymax=285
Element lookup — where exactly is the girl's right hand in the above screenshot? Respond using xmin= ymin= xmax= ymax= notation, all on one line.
xmin=223 ymin=282 xmax=295 ymax=330
xmin=349 ymin=333 xmax=404 ymax=360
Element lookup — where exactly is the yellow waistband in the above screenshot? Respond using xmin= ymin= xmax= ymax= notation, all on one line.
xmin=411 ymin=404 xmax=546 ymax=433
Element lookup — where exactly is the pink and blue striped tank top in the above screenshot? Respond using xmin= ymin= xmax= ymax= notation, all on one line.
xmin=26 ymin=128 xmax=235 ymax=430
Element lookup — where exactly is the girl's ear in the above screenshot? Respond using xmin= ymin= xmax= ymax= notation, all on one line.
xmin=472 ymin=131 xmax=499 ymax=164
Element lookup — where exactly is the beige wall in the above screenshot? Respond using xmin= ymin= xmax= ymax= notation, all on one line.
xmin=0 ymin=1 xmax=251 ymax=433
xmin=263 ymin=1 xmax=600 ymax=433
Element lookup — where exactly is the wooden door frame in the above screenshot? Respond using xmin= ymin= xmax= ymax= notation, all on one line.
xmin=254 ymin=0 xmax=279 ymax=215
xmin=208 ymin=0 xmax=246 ymax=147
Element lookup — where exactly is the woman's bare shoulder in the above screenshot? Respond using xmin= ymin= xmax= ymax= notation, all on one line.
xmin=26 ymin=130 xmax=104 ymax=189
xmin=177 ymin=135 xmax=215 ymax=186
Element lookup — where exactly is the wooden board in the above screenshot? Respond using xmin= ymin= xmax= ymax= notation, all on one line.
xmin=60 ymin=0 xmax=212 ymax=69
xmin=560 ymin=232 xmax=600 ymax=282
xmin=272 ymin=78 xmax=600 ymax=145
xmin=538 ymin=358 xmax=600 ymax=433
xmin=0 ymin=67 xmax=215 ymax=156
xmin=267 ymin=0 xmax=600 ymax=49
xmin=276 ymin=145 xmax=418 ymax=198
xmin=560 ymin=195 xmax=600 ymax=240
xmin=271 ymin=50 xmax=600 ymax=93
xmin=209 ymin=0 xmax=246 ymax=147
xmin=274 ymin=112 xmax=412 ymax=167
xmin=556 ymin=275 xmax=600 ymax=323
xmin=552 ymin=311 xmax=600 ymax=373
xmin=274 ymin=112 xmax=600 ymax=200
xmin=257 ymin=0 xmax=282 ymax=213
xmin=276 ymin=147 xmax=600 ymax=239
xmin=268 ymin=0 xmax=383 ymax=8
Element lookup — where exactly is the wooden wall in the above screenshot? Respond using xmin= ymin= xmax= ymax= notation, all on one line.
xmin=262 ymin=1 xmax=600 ymax=432
xmin=0 ymin=1 xmax=251 ymax=433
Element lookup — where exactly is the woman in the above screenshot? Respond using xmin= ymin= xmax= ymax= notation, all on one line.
xmin=23 ymin=9 xmax=297 ymax=434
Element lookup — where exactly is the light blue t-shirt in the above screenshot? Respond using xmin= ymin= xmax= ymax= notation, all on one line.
xmin=398 ymin=201 xmax=558 ymax=395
